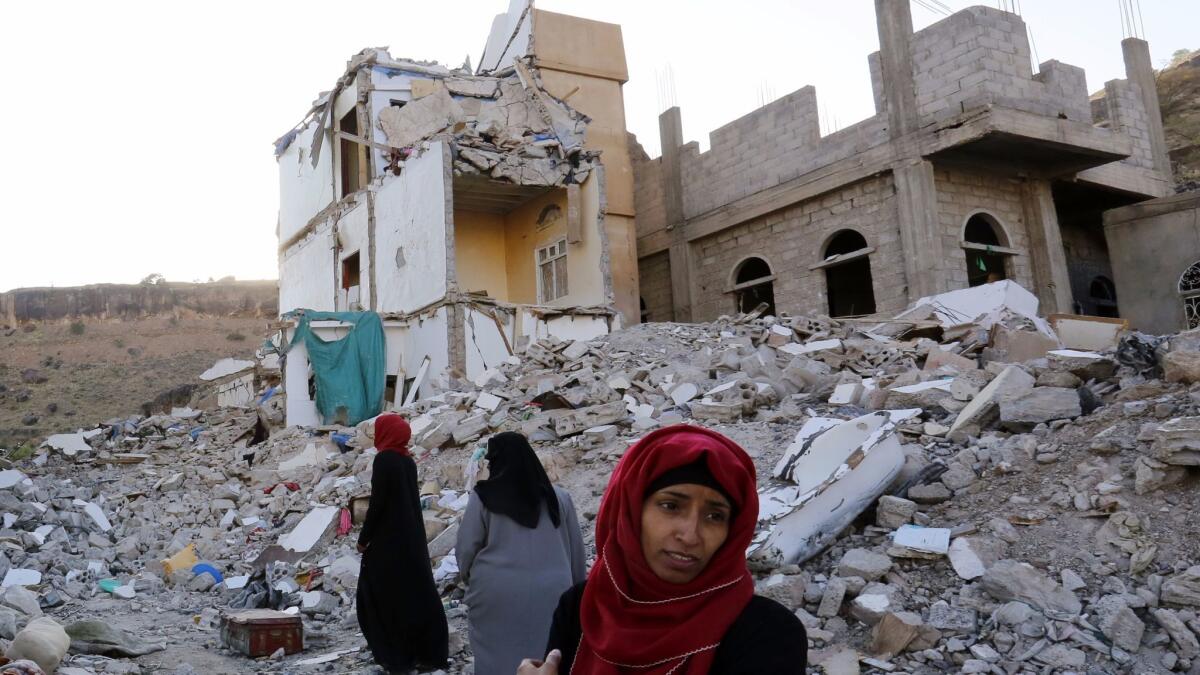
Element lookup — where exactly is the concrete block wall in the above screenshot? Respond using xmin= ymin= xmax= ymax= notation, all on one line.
xmin=1103 ymin=79 xmax=1157 ymax=170
xmin=680 ymin=87 xmax=821 ymax=218
xmin=637 ymin=251 xmax=674 ymax=322
xmin=688 ymin=174 xmax=906 ymax=321
xmin=909 ymin=7 xmax=1090 ymax=124
xmin=933 ymin=166 xmax=1035 ymax=291
xmin=629 ymin=136 xmax=668 ymax=240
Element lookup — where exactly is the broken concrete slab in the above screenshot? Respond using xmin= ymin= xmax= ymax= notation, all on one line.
xmin=199 ymin=358 xmax=255 ymax=381
xmin=1093 ymin=594 xmax=1145 ymax=653
xmin=754 ymin=413 xmax=906 ymax=566
xmin=998 ymin=387 xmax=1082 ymax=427
xmin=552 ymin=400 xmax=626 ymax=437
xmin=378 ymin=86 xmax=465 ymax=149
xmin=980 ymin=559 xmax=1081 ymax=615
xmin=838 ymin=549 xmax=893 ymax=581
xmin=41 ymin=432 xmax=91 ymax=457
xmin=1161 ymin=566 xmax=1200 ymax=607
xmin=949 ymin=365 xmax=1034 ymax=435
xmin=278 ymin=506 xmax=339 ymax=553
xmin=1150 ymin=417 xmax=1200 ymax=466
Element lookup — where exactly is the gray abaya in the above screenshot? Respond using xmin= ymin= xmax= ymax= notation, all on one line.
xmin=456 ymin=486 xmax=586 ymax=675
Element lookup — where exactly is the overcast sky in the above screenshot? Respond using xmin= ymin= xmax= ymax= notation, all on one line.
xmin=1 ymin=1 xmax=1194 ymax=292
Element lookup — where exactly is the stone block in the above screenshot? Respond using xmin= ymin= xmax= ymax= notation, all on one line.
xmin=980 ymin=559 xmax=1081 ymax=615
xmin=875 ymin=496 xmax=918 ymax=529
xmin=1163 ymin=350 xmax=1200 ymax=384
xmin=999 ymin=387 xmax=1081 ymax=427
xmin=838 ymin=549 xmax=892 ymax=582
xmin=949 ymin=365 xmax=1034 ymax=434
xmin=553 ymin=401 xmax=627 ymax=437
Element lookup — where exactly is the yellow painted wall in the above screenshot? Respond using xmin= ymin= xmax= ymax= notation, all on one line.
xmin=532 ymin=9 xmax=639 ymax=323
xmin=504 ymin=190 xmax=567 ymax=304
xmin=454 ymin=210 xmax=509 ymax=300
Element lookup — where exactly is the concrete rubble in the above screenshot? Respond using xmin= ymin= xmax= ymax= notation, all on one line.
xmin=3 ymin=279 xmax=1200 ymax=672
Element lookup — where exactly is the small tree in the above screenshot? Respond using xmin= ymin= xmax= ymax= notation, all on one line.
xmin=140 ymin=273 xmax=165 ymax=285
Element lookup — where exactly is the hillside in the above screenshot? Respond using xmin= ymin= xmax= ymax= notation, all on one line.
xmin=0 ymin=316 xmax=270 ymax=449
xmin=1160 ymin=48 xmax=1200 ymax=189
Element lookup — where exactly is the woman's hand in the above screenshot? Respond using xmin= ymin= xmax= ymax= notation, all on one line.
xmin=516 ymin=649 xmax=561 ymax=674
xmin=356 ymin=542 xmax=367 ymax=553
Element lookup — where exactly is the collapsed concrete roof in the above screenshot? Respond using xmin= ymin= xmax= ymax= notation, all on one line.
xmin=274 ymin=47 xmax=597 ymax=192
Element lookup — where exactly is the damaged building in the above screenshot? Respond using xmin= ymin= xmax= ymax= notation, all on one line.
xmin=274 ymin=2 xmax=638 ymax=426
xmin=633 ymin=0 xmax=1174 ymax=325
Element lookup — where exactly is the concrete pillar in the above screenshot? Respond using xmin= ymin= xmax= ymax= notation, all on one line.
xmin=894 ymin=160 xmax=945 ymax=301
xmin=1021 ymin=180 xmax=1074 ymax=314
xmin=875 ymin=0 xmax=919 ymax=138
xmin=659 ymin=107 xmax=693 ymax=322
xmin=1122 ymin=38 xmax=1172 ymax=176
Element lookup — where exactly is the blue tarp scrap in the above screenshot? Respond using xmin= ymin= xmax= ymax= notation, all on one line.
xmin=281 ymin=310 xmax=387 ymax=426
xmin=258 ymin=386 xmax=277 ymax=406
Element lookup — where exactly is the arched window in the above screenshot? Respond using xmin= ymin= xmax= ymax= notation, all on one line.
xmin=732 ymin=257 xmax=776 ymax=317
xmin=822 ymin=229 xmax=876 ymax=317
xmin=1089 ymin=275 xmax=1119 ymax=318
xmin=963 ymin=213 xmax=1010 ymax=287
xmin=1180 ymin=261 xmax=1200 ymax=329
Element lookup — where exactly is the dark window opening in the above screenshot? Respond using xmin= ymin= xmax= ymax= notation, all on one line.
xmin=734 ymin=257 xmax=776 ymax=317
xmin=824 ymin=230 xmax=877 ymax=317
xmin=385 ymin=374 xmax=398 ymax=407
xmin=389 ymin=99 xmax=407 ymax=109
xmin=825 ymin=230 xmax=869 ymax=257
xmin=1089 ymin=276 xmax=1119 ymax=318
xmin=341 ymin=252 xmax=361 ymax=290
xmin=640 ymin=296 xmax=649 ymax=323
xmin=339 ymin=109 xmax=362 ymax=196
xmin=964 ymin=214 xmax=1009 ymax=287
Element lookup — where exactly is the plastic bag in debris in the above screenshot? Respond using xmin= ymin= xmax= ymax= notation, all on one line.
xmin=1116 ymin=332 xmax=1166 ymax=377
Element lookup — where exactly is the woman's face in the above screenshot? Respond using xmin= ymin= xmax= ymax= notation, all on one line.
xmin=640 ymin=483 xmax=732 ymax=584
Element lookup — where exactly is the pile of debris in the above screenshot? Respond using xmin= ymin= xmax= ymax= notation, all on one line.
xmin=4 ymin=279 xmax=1200 ymax=674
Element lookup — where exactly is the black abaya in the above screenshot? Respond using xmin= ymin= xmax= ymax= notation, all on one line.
xmin=357 ymin=451 xmax=449 ymax=672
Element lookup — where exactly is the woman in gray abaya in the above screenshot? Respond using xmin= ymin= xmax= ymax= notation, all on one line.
xmin=456 ymin=432 xmax=586 ymax=675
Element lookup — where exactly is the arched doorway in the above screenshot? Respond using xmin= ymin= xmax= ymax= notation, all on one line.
xmin=1089 ymin=276 xmax=1119 ymax=318
xmin=733 ymin=257 xmax=776 ymax=317
xmin=963 ymin=213 xmax=1010 ymax=287
xmin=1180 ymin=261 xmax=1200 ymax=329
xmin=823 ymin=229 xmax=876 ymax=317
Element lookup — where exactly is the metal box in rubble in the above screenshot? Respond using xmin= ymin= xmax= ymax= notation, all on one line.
xmin=221 ymin=609 xmax=303 ymax=657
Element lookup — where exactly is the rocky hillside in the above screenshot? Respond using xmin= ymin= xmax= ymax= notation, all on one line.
xmin=1160 ymin=49 xmax=1200 ymax=190
xmin=0 ymin=279 xmax=278 ymax=324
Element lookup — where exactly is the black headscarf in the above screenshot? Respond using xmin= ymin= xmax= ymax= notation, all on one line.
xmin=474 ymin=432 xmax=561 ymax=529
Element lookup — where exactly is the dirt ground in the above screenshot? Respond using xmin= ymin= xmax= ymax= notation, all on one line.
xmin=0 ymin=317 xmax=268 ymax=449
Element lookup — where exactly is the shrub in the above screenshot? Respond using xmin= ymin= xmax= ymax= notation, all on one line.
xmin=69 ymin=321 xmax=86 ymax=335
xmin=226 ymin=331 xmax=247 ymax=342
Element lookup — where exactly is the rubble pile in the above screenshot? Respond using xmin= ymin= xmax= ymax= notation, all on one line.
xmin=3 ymin=280 xmax=1200 ymax=674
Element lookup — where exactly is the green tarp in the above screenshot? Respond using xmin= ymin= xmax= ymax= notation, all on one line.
xmin=283 ymin=310 xmax=386 ymax=426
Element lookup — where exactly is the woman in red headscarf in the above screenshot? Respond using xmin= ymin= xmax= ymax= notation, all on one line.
xmin=518 ymin=424 xmax=806 ymax=674
xmin=356 ymin=414 xmax=449 ymax=673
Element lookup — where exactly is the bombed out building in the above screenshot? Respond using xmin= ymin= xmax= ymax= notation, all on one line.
xmin=632 ymin=0 xmax=1174 ymax=325
xmin=274 ymin=2 xmax=638 ymax=426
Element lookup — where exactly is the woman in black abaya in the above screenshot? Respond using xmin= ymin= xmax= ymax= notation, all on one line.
xmin=356 ymin=414 xmax=448 ymax=673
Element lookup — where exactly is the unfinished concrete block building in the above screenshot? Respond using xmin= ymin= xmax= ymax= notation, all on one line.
xmin=274 ymin=2 xmax=637 ymax=426
xmin=633 ymin=0 xmax=1173 ymax=325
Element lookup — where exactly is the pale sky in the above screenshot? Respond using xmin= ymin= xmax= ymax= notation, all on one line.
xmin=1 ymin=1 xmax=1194 ymax=292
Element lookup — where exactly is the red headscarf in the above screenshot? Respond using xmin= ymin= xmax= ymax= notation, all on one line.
xmin=373 ymin=414 xmax=412 ymax=456
xmin=575 ymin=424 xmax=759 ymax=674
